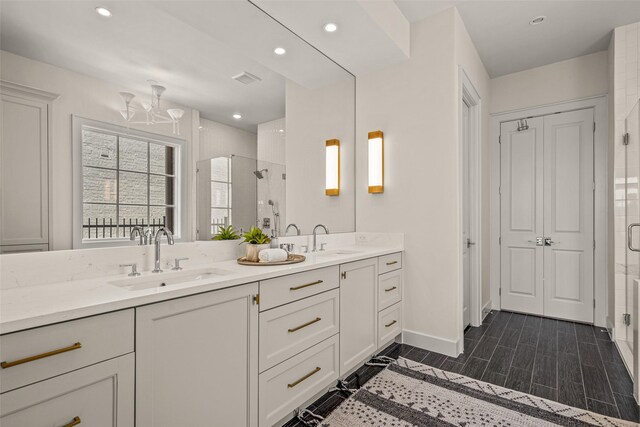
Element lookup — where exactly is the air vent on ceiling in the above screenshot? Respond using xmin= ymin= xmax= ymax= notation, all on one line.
xmin=232 ymin=72 xmax=262 ymax=85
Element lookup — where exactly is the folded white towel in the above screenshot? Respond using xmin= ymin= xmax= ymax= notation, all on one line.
xmin=259 ymin=248 xmax=288 ymax=263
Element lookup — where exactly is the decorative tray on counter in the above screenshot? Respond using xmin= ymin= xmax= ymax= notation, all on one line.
xmin=237 ymin=254 xmax=306 ymax=266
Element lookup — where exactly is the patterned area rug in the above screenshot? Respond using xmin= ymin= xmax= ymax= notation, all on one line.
xmin=321 ymin=357 xmax=638 ymax=426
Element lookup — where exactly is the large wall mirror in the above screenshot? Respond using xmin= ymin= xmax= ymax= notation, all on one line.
xmin=0 ymin=1 xmax=355 ymax=252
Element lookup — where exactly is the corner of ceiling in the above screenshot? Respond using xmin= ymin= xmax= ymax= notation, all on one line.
xmin=356 ymin=0 xmax=411 ymax=60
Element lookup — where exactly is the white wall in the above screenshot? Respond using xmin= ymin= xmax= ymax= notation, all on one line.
xmin=285 ymin=78 xmax=355 ymax=235
xmin=356 ymin=7 xmax=489 ymax=355
xmin=490 ymin=51 xmax=609 ymax=114
xmin=0 ymin=50 xmax=197 ymax=250
xmin=198 ymin=118 xmax=257 ymax=160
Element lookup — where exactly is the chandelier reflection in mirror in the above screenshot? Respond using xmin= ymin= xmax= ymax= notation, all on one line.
xmin=119 ymin=81 xmax=184 ymax=135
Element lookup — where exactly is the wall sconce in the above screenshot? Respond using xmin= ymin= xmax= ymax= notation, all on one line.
xmin=368 ymin=131 xmax=384 ymax=193
xmin=325 ymin=139 xmax=340 ymax=196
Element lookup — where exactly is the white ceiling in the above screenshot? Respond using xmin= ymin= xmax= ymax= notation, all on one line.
xmin=0 ymin=1 xmax=352 ymax=132
xmin=395 ymin=0 xmax=640 ymax=77
xmin=253 ymin=0 xmax=410 ymax=76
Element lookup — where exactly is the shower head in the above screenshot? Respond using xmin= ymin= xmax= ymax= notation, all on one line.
xmin=253 ymin=168 xmax=268 ymax=179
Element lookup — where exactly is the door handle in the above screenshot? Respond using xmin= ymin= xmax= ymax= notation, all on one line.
xmin=544 ymin=238 xmax=560 ymax=246
xmin=628 ymin=223 xmax=640 ymax=252
xmin=527 ymin=237 xmax=543 ymax=246
xmin=466 ymin=238 xmax=476 ymax=249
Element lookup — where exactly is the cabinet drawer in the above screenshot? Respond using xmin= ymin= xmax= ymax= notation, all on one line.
xmin=0 ymin=353 xmax=134 ymax=427
xmin=259 ymin=335 xmax=338 ymax=427
xmin=0 ymin=309 xmax=134 ymax=393
xmin=260 ymin=289 xmax=339 ymax=372
xmin=378 ymin=303 xmax=402 ymax=349
xmin=260 ymin=266 xmax=339 ymax=311
xmin=378 ymin=270 xmax=402 ymax=311
xmin=378 ymin=252 xmax=402 ymax=275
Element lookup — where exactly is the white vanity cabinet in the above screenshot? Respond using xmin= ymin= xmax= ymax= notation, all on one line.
xmin=0 ymin=354 xmax=134 ymax=427
xmin=136 ymin=282 xmax=259 ymax=427
xmin=0 ymin=310 xmax=135 ymax=426
xmin=339 ymin=258 xmax=378 ymax=376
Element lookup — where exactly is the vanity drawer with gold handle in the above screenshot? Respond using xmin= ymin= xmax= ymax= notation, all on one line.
xmin=259 ymin=289 xmax=339 ymax=371
xmin=378 ymin=252 xmax=402 ymax=275
xmin=0 ymin=309 xmax=134 ymax=393
xmin=378 ymin=269 xmax=402 ymax=311
xmin=0 ymin=353 xmax=134 ymax=426
xmin=378 ymin=302 xmax=402 ymax=349
xmin=259 ymin=335 xmax=338 ymax=427
xmin=259 ymin=266 xmax=339 ymax=311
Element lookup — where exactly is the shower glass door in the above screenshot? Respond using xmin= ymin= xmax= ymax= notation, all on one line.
xmin=624 ymin=101 xmax=640 ymax=357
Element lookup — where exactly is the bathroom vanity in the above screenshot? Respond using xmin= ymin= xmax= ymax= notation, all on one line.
xmin=0 ymin=243 xmax=403 ymax=427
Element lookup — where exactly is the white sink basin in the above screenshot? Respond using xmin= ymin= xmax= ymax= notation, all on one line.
xmin=110 ymin=267 xmax=234 ymax=291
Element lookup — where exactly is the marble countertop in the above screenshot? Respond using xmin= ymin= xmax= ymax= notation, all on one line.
xmin=0 ymin=245 xmax=402 ymax=334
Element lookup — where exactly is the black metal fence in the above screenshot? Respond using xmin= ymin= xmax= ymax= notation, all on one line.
xmin=84 ymin=216 xmax=166 ymax=239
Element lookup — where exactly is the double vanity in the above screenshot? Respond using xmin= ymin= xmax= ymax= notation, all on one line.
xmin=0 ymin=239 xmax=403 ymax=427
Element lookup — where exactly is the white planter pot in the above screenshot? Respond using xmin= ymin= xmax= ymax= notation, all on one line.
xmin=245 ymin=243 xmax=270 ymax=262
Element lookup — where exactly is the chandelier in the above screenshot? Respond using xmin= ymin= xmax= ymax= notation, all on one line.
xmin=119 ymin=81 xmax=184 ymax=135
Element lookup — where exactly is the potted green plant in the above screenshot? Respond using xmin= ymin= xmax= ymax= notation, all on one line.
xmin=242 ymin=227 xmax=272 ymax=262
xmin=212 ymin=225 xmax=240 ymax=241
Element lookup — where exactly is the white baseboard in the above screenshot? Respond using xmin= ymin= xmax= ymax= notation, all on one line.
xmin=402 ymin=329 xmax=460 ymax=357
xmin=481 ymin=300 xmax=492 ymax=322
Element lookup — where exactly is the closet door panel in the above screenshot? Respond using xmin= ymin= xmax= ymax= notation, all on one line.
xmin=543 ymin=109 xmax=594 ymax=323
xmin=0 ymin=93 xmax=48 ymax=246
xmin=500 ymin=117 xmax=544 ymax=315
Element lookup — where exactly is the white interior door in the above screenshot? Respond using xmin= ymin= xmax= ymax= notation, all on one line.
xmin=462 ymin=101 xmax=471 ymax=328
xmin=542 ymin=109 xmax=594 ymax=323
xmin=500 ymin=117 xmax=545 ymax=315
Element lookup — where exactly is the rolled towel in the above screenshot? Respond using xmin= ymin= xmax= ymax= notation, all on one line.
xmin=259 ymin=248 xmax=288 ymax=263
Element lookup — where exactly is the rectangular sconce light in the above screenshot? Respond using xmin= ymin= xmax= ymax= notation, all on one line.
xmin=368 ymin=130 xmax=384 ymax=193
xmin=325 ymin=139 xmax=340 ymax=196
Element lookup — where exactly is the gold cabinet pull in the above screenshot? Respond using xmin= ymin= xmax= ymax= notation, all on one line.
xmin=385 ymin=320 xmax=397 ymax=328
xmin=288 ymin=317 xmax=321 ymax=333
xmin=384 ymin=286 xmax=397 ymax=292
xmin=288 ymin=367 xmax=321 ymax=388
xmin=62 ymin=416 xmax=81 ymax=427
xmin=1 ymin=342 xmax=82 ymax=369
xmin=290 ymin=280 xmax=323 ymax=291
xmin=386 ymin=261 xmax=398 ymax=266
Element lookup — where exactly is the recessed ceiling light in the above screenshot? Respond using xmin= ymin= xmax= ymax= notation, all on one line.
xmin=529 ymin=16 xmax=546 ymax=25
xmin=233 ymin=114 xmax=242 ymax=120
xmin=274 ymin=47 xmax=286 ymax=55
xmin=95 ymin=7 xmax=112 ymax=17
xmin=324 ymin=23 xmax=338 ymax=33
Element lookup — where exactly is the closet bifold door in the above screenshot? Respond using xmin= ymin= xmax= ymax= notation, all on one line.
xmin=542 ymin=109 xmax=594 ymax=323
xmin=500 ymin=117 xmax=545 ymax=315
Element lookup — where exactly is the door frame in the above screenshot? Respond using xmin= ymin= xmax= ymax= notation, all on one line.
xmin=458 ymin=68 xmax=483 ymax=334
xmin=490 ymin=96 xmax=608 ymax=326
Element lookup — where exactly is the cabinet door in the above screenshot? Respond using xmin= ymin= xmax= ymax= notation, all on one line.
xmin=0 ymin=93 xmax=49 ymax=247
xmin=0 ymin=354 xmax=134 ymax=427
xmin=136 ymin=283 xmax=259 ymax=427
xmin=339 ymin=258 xmax=378 ymax=376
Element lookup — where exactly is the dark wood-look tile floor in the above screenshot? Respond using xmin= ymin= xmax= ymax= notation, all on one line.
xmin=284 ymin=311 xmax=639 ymax=426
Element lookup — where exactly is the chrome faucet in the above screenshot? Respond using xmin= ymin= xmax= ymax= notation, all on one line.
xmin=312 ymin=224 xmax=329 ymax=252
xmin=286 ymin=223 xmax=301 ymax=236
xmin=152 ymin=227 xmax=175 ymax=273
xmin=144 ymin=228 xmax=154 ymax=245
xmin=130 ymin=226 xmax=145 ymax=245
